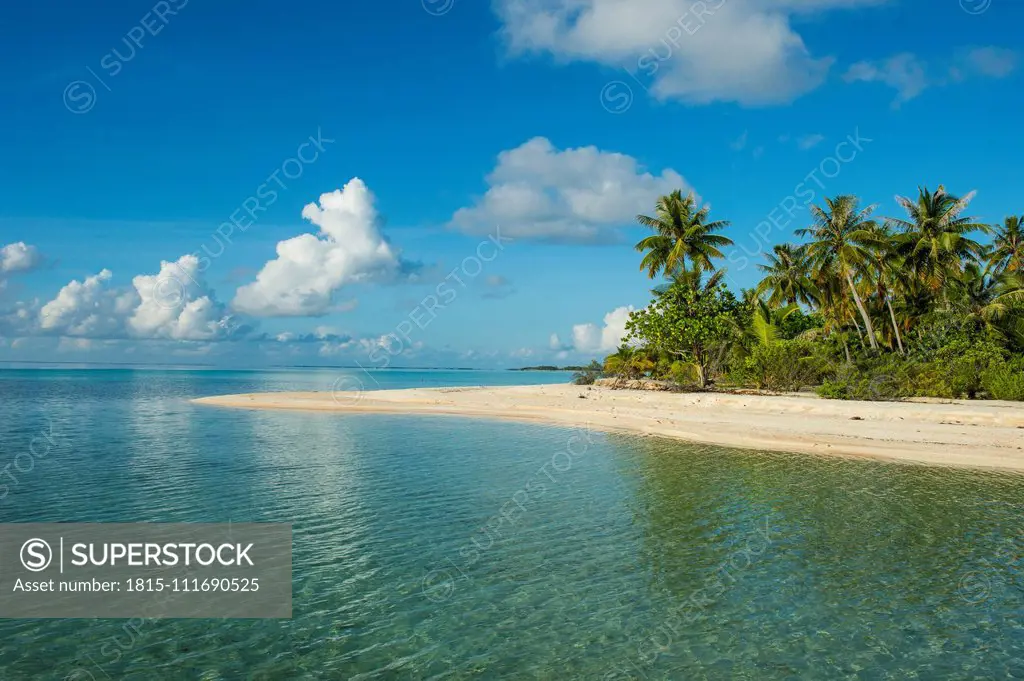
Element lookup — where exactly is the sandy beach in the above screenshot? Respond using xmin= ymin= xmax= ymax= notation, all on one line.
xmin=193 ymin=384 xmax=1024 ymax=472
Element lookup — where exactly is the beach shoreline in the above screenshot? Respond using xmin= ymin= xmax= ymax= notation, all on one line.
xmin=193 ymin=383 xmax=1024 ymax=472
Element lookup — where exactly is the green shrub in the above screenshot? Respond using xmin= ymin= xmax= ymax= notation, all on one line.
xmin=666 ymin=360 xmax=699 ymax=386
xmin=908 ymin=314 xmax=1008 ymax=398
xmin=983 ymin=359 xmax=1024 ymax=401
xmin=816 ymin=378 xmax=851 ymax=400
xmin=779 ymin=311 xmax=824 ymax=339
xmin=812 ymin=316 xmax=1015 ymax=401
xmin=815 ymin=356 xmax=917 ymax=401
xmin=908 ymin=365 xmax=956 ymax=399
xmin=936 ymin=346 xmax=1005 ymax=399
xmin=571 ymin=360 xmax=603 ymax=385
xmin=738 ymin=340 xmax=821 ymax=392
xmin=572 ymin=371 xmax=597 ymax=385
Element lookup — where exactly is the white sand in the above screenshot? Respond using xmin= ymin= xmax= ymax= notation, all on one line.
xmin=193 ymin=384 xmax=1024 ymax=472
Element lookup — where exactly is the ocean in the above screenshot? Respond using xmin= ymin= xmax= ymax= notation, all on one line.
xmin=1 ymin=368 xmax=1022 ymax=679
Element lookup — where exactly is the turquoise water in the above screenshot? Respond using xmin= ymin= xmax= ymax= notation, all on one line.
xmin=1 ymin=368 xmax=1023 ymax=679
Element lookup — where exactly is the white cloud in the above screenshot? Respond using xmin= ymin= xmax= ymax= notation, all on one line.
xmin=553 ymin=305 xmax=635 ymax=355
xmin=844 ymin=53 xmax=928 ymax=107
xmin=0 ymin=242 xmax=41 ymax=274
xmin=572 ymin=305 xmax=635 ymax=353
xmin=495 ymin=0 xmax=890 ymax=106
xmin=0 ymin=298 xmax=39 ymax=338
xmin=450 ymin=137 xmax=687 ymax=242
xmin=959 ymin=46 xmax=1017 ymax=79
xmin=128 ymin=255 xmax=240 ymax=341
xmin=39 ymin=270 xmax=132 ymax=338
xmin=37 ymin=255 xmax=240 ymax=341
xmin=234 ymin=178 xmax=411 ymax=317
xmin=846 ymin=47 xmax=1017 ymax=107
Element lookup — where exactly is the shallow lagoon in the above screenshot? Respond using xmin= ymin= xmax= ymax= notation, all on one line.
xmin=1 ymin=369 xmax=1022 ymax=679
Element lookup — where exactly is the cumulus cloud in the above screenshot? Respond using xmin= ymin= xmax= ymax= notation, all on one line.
xmin=39 ymin=270 xmax=130 ymax=337
xmin=846 ymin=47 xmax=1017 ymax=107
xmin=573 ymin=306 xmax=635 ymax=353
xmin=37 ymin=255 xmax=241 ymax=341
xmin=128 ymin=255 xmax=241 ymax=340
xmin=957 ymin=46 xmax=1017 ymax=79
xmin=450 ymin=137 xmax=687 ymax=242
xmin=1 ymin=242 xmax=42 ymax=274
xmin=267 ymin=326 xmax=353 ymax=346
xmin=495 ymin=0 xmax=891 ymax=105
xmin=552 ymin=305 xmax=635 ymax=354
xmin=549 ymin=332 xmax=571 ymax=351
xmin=844 ymin=53 xmax=928 ymax=107
xmin=234 ymin=178 xmax=415 ymax=317
xmin=0 ymin=298 xmax=39 ymax=338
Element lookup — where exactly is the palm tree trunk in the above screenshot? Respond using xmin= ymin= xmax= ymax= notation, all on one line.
xmin=843 ymin=338 xmax=852 ymax=364
xmin=885 ymin=296 xmax=905 ymax=355
xmin=845 ymin=270 xmax=879 ymax=351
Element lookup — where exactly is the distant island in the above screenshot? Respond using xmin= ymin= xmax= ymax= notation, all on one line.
xmin=511 ymin=365 xmax=589 ymax=371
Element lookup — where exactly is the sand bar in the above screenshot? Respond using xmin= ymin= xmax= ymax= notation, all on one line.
xmin=193 ymin=384 xmax=1024 ymax=472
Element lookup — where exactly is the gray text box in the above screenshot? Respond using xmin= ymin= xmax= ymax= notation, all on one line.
xmin=0 ymin=523 xmax=291 ymax=618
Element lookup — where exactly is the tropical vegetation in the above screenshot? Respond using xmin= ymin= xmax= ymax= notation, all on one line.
xmin=597 ymin=187 xmax=1024 ymax=401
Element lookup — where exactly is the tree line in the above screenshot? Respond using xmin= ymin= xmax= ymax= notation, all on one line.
xmin=587 ymin=187 xmax=1023 ymax=401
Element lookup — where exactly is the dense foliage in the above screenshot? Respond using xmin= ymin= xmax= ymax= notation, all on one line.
xmin=601 ymin=188 xmax=1023 ymax=401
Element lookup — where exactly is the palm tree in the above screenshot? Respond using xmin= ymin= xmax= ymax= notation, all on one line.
xmin=635 ymin=191 xmax=733 ymax=278
xmin=603 ymin=345 xmax=654 ymax=384
xmin=755 ymin=244 xmax=819 ymax=308
xmin=797 ymin=195 xmax=882 ymax=351
xmin=990 ymin=215 xmax=1024 ymax=275
xmin=885 ymin=185 xmax=990 ymax=293
xmin=748 ymin=300 xmax=800 ymax=347
xmin=653 ymin=267 xmax=727 ymax=298
xmin=863 ymin=222 xmax=907 ymax=354
xmin=951 ymin=263 xmax=1024 ymax=343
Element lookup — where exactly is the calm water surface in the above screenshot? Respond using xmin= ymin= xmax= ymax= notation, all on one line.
xmin=0 ymin=368 xmax=1022 ymax=680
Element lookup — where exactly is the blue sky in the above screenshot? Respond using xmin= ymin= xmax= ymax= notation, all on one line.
xmin=0 ymin=0 xmax=1021 ymax=368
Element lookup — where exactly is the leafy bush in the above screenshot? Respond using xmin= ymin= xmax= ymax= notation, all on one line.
xmin=815 ymin=359 xmax=911 ymax=401
xmin=817 ymin=377 xmax=852 ymax=400
xmin=983 ymin=359 xmax=1024 ymax=401
xmin=906 ymin=313 xmax=1008 ymax=397
xmin=603 ymin=347 xmax=655 ymax=381
xmin=572 ymin=371 xmax=597 ymax=385
xmin=779 ymin=311 xmax=824 ymax=340
xmin=813 ymin=316 xmax=1013 ymax=401
xmin=667 ymin=360 xmax=699 ymax=387
xmin=571 ymin=360 xmax=603 ymax=385
xmin=907 ymin=364 xmax=956 ymax=399
xmin=736 ymin=340 xmax=821 ymax=392
xmin=929 ymin=339 xmax=1006 ymax=399
xmin=813 ymin=354 xmax=954 ymax=401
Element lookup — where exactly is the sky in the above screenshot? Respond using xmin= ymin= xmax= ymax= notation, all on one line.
xmin=0 ymin=0 xmax=1021 ymax=368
